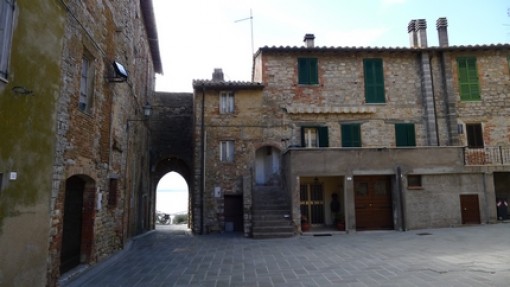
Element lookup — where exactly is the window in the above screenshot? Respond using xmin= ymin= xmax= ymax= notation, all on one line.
xmin=220 ymin=140 xmax=235 ymax=162
xmin=301 ymin=127 xmax=328 ymax=147
xmin=363 ymin=58 xmax=385 ymax=103
xmin=466 ymin=123 xmax=483 ymax=148
xmin=219 ymin=91 xmax=234 ymax=114
xmin=0 ymin=0 xmax=15 ymax=81
xmin=395 ymin=123 xmax=416 ymax=147
xmin=341 ymin=124 xmax=361 ymax=147
xmin=79 ymin=54 xmax=95 ymax=113
xmin=298 ymin=58 xmax=318 ymax=85
xmin=407 ymin=175 xmax=422 ymax=188
xmin=457 ymin=57 xmax=480 ymax=101
xmin=108 ymin=178 xmax=118 ymax=208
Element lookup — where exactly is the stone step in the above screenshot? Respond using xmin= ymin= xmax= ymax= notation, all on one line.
xmin=252 ymin=214 xmax=291 ymax=221
xmin=253 ymin=220 xmax=293 ymax=228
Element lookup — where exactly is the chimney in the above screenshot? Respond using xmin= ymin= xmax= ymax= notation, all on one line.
xmin=408 ymin=20 xmax=417 ymax=47
xmin=303 ymin=34 xmax=315 ymax=48
xmin=436 ymin=17 xmax=449 ymax=47
xmin=415 ymin=19 xmax=428 ymax=48
xmin=212 ymin=68 xmax=224 ymax=82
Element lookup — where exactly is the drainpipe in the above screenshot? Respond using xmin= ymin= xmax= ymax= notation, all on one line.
xmin=200 ymin=86 xmax=206 ymax=234
xmin=396 ymin=166 xmax=406 ymax=231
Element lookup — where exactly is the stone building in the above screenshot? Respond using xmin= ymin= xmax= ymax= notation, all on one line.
xmin=0 ymin=1 xmax=161 ymax=286
xmin=193 ymin=18 xmax=510 ymax=237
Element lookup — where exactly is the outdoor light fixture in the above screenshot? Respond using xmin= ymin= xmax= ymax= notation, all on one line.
xmin=108 ymin=61 xmax=128 ymax=82
xmin=143 ymin=102 xmax=152 ymax=118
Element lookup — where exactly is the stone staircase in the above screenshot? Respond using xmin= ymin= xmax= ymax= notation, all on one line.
xmin=252 ymin=186 xmax=294 ymax=239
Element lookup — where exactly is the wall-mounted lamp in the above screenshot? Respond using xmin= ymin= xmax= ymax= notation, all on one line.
xmin=143 ymin=102 xmax=152 ymax=118
xmin=346 ymin=176 xmax=352 ymax=181
xmin=12 ymin=86 xmax=33 ymax=95
xmin=108 ymin=61 xmax=128 ymax=83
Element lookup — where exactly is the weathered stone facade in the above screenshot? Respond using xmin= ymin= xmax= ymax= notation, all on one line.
xmin=193 ymin=18 xmax=510 ymax=237
xmin=0 ymin=1 xmax=161 ymax=286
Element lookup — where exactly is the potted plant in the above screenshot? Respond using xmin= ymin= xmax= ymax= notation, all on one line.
xmin=301 ymin=214 xmax=311 ymax=232
xmin=335 ymin=213 xmax=345 ymax=231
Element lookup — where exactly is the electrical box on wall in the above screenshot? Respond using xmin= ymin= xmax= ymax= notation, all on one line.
xmin=214 ymin=186 xmax=222 ymax=198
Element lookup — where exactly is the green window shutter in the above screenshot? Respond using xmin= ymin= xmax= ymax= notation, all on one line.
xmin=342 ymin=124 xmax=361 ymax=147
xmin=457 ymin=57 xmax=480 ymax=101
xmin=364 ymin=59 xmax=385 ymax=103
xmin=318 ymin=126 xmax=329 ymax=147
xmin=395 ymin=124 xmax=416 ymax=147
xmin=309 ymin=58 xmax=318 ymax=84
xmin=298 ymin=58 xmax=318 ymax=84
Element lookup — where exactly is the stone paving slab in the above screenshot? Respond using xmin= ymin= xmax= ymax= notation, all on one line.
xmin=63 ymin=224 xmax=510 ymax=287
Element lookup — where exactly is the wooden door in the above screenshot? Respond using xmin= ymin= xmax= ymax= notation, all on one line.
xmin=354 ymin=176 xmax=393 ymax=230
xmin=460 ymin=194 xmax=480 ymax=224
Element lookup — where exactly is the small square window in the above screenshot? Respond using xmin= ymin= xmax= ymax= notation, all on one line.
xmin=407 ymin=175 xmax=422 ymax=188
xmin=220 ymin=140 xmax=235 ymax=162
xmin=219 ymin=91 xmax=234 ymax=114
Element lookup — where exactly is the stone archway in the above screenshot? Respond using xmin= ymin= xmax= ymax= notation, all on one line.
xmin=152 ymin=157 xmax=193 ymax=228
xmin=60 ymin=175 xmax=95 ymax=274
xmin=255 ymin=146 xmax=281 ymax=186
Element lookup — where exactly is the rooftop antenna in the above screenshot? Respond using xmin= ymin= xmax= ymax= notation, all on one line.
xmin=235 ymin=9 xmax=254 ymax=55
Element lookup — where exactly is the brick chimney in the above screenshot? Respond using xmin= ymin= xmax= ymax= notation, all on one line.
xmin=436 ymin=17 xmax=449 ymax=47
xmin=303 ymin=34 xmax=315 ymax=48
xmin=408 ymin=20 xmax=417 ymax=47
xmin=416 ymin=19 xmax=427 ymax=48
xmin=212 ymin=68 xmax=224 ymax=82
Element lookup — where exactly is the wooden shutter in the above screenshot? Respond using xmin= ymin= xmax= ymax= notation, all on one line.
xmin=318 ymin=126 xmax=329 ymax=147
xmin=342 ymin=124 xmax=361 ymax=147
xmin=298 ymin=58 xmax=318 ymax=84
xmin=364 ymin=59 xmax=385 ymax=103
xmin=457 ymin=57 xmax=480 ymax=101
xmin=395 ymin=124 xmax=416 ymax=147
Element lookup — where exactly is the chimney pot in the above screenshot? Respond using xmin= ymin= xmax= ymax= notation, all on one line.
xmin=212 ymin=68 xmax=224 ymax=82
xmin=408 ymin=20 xmax=417 ymax=47
xmin=436 ymin=17 xmax=449 ymax=47
xmin=415 ymin=19 xmax=428 ymax=48
xmin=303 ymin=33 xmax=315 ymax=48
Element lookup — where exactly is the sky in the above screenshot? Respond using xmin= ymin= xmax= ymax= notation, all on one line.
xmin=156 ymin=172 xmax=188 ymax=213
xmin=152 ymin=0 xmax=510 ymax=93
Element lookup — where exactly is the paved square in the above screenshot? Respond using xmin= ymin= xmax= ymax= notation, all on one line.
xmin=63 ymin=224 xmax=510 ymax=287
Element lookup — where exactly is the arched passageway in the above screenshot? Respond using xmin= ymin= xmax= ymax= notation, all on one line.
xmin=156 ymin=172 xmax=189 ymax=225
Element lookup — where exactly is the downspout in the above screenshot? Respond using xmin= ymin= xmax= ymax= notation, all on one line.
xmin=396 ymin=166 xmax=406 ymax=231
xmin=200 ymin=86 xmax=206 ymax=234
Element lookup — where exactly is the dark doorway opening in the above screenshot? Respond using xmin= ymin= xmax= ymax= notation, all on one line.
xmin=224 ymin=195 xmax=243 ymax=232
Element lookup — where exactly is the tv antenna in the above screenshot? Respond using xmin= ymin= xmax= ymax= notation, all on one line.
xmin=235 ymin=9 xmax=254 ymax=55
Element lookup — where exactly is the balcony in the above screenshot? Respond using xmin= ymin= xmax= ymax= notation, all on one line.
xmin=464 ymin=146 xmax=510 ymax=166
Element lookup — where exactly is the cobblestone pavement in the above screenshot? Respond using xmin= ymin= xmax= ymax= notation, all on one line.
xmin=63 ymin=224 xmax=510 ymax=287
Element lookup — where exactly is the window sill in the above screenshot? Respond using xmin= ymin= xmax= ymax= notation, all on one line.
xmin=407 ymin=186 xmax=423 ymax=190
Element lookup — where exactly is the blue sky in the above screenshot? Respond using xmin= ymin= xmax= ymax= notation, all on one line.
xmin=153 ymin=0 xmax=509 ymax=92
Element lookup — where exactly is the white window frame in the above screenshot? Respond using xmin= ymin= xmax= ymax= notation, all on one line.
xmin=219 ymin=91 xmax=235 ymax=114
xmin=220 ymin=140 xmax=235 ymax=162
xmin=78 ymin=54 xmax=95 ymax=113
xmin=303 ymin=127 xmax=319 ymax=148
xmin=0 ymin=0 xmax=15 ymax=82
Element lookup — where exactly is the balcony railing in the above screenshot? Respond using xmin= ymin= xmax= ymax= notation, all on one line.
xmin=464 ymin=146 xmax=510 ymax=166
